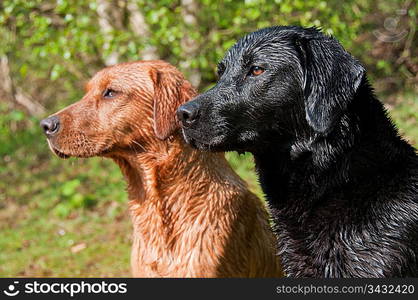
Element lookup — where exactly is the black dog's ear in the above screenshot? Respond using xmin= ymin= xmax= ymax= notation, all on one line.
xmin=296 ymin=33 xmax=365 ymax=134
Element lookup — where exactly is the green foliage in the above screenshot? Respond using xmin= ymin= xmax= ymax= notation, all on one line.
xmin=2 ymin=0 xmax=416 ymax=99
xmin=0 ymin=0 xmax=411 ymax=92
xmin=225 ymin=152 xmax=263 ymax=198
xmin=389 ymin=93 xmax=418 ymax=147
xmin=53 ymin=179 xmax=96 ymax=217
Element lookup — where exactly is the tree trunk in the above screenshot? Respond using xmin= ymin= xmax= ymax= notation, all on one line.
xmin=180 ymin=0 xmax=201 ymax=88
xmin=96 ymin=0 xmax=123 ymax=66
xmin=0 ymin=55 xmax=45 ymax=117
xmin=128 ymin=1 xmax=159 ymax=60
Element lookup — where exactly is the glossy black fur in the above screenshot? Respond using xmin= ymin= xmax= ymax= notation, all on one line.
xmin=178 ymin=26 xmax=418 ymax=277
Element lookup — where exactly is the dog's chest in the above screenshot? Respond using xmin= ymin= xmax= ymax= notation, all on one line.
xmin=130 ymin=217 xmax=225 ymax=277
xmin=274 ymin=212 xmax=412 ymax=277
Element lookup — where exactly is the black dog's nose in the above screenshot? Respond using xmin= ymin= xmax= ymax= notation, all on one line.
xmin=40 ymin=116 xmax=60 ymax=136
xmin=177 ymin=101 xmax=200 ymax=127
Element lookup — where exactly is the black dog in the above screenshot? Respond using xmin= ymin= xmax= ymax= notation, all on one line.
xmin=177 ymin=26 xmax=418 ymax=277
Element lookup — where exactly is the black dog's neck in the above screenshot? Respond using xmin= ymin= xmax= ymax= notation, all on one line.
xmin=253 ymin=81 xmax=413 ymax=210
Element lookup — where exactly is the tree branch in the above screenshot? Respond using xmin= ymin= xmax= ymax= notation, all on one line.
xmin=0 ymin=55 xmax=45 ymax=117
xmin=127 ymin=1 xmax=159 ymax=60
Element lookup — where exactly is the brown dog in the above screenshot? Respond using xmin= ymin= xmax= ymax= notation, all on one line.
xmin=40 ymin=60 xmax=282 ymax=277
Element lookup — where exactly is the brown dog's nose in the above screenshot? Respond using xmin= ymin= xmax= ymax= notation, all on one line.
xmin=177 ymin=102 xmax=200 ymax=127
xmin=40 ymin=116 xmax=60 ymax=136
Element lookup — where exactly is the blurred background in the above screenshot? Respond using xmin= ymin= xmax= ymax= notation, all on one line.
xmin=0 ymin=0 xmax=416 ymax=277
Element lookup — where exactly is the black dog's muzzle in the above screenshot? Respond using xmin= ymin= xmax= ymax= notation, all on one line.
xmin=177 ymin=101 xmax=200 ymax=128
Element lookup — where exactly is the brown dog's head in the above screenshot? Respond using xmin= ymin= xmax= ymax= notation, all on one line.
xmin=40 ymin=60 xmax=195 ymax=158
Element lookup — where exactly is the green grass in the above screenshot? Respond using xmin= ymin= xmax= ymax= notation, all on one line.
xmin=0 ymin=207 xmax=131 ymax=277
xmin=0 ymin=93 xmax=416 ymax=277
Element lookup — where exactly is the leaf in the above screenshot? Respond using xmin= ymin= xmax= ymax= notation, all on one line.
xmin=61 ymin=179 xmax=81 ymax=197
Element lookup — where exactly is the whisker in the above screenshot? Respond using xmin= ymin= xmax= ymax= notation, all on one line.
xmin=131 ymin=140 xmax=147 ymax=152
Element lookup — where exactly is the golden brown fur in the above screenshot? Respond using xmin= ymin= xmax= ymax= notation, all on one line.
xmin=42 ymin=60 xmax=282 ymax=277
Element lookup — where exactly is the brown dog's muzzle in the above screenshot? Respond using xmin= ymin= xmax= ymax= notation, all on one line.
xmin=40 ymin=115 xmax=71 ymax=159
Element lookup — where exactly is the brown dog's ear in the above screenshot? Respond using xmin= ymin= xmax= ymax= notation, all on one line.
xmin=151 ymin=68 xmax=196 ymax=140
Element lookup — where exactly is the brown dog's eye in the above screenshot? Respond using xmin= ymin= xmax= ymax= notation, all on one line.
xmin=103 ymin=88 xmax=117 ymax=99
xmin=249 ymin=66 xmax=265 ymax=77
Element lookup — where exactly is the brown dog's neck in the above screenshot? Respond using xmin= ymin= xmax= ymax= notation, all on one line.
xmin=110 ymin=133 xmax=250 ymax=276
xmin=111 ymin=132 xmax=246 ymax=214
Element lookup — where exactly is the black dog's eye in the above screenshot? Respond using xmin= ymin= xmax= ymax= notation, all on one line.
xmin=248 ymin=66 xmax=265 ymax=77
xmin=103 ymin=88 xmax=117 ymax=99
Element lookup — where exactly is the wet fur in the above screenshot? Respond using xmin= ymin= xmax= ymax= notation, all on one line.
xmin=43 ymin=60 xmax=282 ymax=277
xmin=179 ymin=26 xmax=418 ymax=277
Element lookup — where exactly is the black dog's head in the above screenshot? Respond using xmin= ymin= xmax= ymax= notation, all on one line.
xmin=178 ymin=26 xmax=365 ymax=152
